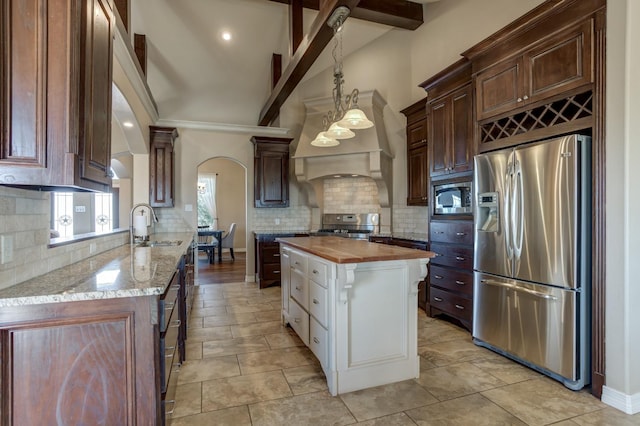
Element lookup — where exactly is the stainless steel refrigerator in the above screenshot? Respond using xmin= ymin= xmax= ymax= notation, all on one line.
xmin=473 ymin=134 xmax=591 ymax=390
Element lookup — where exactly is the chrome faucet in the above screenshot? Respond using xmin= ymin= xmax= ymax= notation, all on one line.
xmin=130 ymin=203 xmax=159 ymax=245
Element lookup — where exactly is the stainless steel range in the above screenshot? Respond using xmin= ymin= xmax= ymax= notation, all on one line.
xmin=313 ymin=213 xmax=380 ymax=240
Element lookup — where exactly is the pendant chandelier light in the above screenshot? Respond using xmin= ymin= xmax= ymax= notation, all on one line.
xmin=311 ymin=6 xmax=373 ymax=147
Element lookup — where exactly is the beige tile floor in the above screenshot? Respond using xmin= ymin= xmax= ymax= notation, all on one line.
xmin=171 ymin=282 xmax=639 ymax=425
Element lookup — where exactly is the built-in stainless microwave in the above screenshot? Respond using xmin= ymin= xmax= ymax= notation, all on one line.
xmin=434 ymin=181 xmax=473 ymax=215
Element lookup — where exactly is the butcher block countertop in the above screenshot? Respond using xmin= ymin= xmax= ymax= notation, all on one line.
xmin=277 ymin=236 xmax=435 ymax=264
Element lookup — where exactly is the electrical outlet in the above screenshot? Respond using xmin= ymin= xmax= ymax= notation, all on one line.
xmin=275 ymin=218 xmax=280 ymax=225
xmin=185 ymin=204 xmax=193 ymax=212
xmin=0 ymin=235 xmax=14 ymax=265
xmin=90 ymin=242 xmax=97 ymax=254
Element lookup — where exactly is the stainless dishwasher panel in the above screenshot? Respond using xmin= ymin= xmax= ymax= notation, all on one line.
xmin=473 ymin=272 xmax=578 ymax=381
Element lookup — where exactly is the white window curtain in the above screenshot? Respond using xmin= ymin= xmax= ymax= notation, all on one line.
xmin=198 ymin=173 xmax=218 ymax=229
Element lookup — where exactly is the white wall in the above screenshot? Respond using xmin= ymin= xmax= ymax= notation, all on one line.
xmin=603 ymin=0 xmax=640 ymax=412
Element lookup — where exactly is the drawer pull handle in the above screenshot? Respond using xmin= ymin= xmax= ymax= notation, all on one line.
xmin=434 ymin=253 xmax=442 ymax=257
xmin=294 ymin=318 xmax=301 ymax=323
xmin=313 ymin=337 xmax=320 ymax=344
xmin=455 ymin=256 xmax=465 ymax=261
xmin=165 ymin=345 xmax=176 ymax=352
xmin=313 ymin=298 xmax=319 ymax=305
xmin=455 ymin=280 xmax=465 ymax=286
xmin=295 ymin=286 xmax=301 ymax=291
xmin=164 ymin=302 xmax=175 ymax=310
xmin=165 ymin=400 xmax=176 ymax=415
xmin=295 ymin=261 xmax=300 ymax=265
xmin=312 ymin=269 xmax=319 ymax=274
xmin=171 ymin=284 xmax=180 ymax=291
xmin=435 ymin=231 xmax=444 ymax=234
xmin=434 ymin=275 xmax=443 ymax=280
xmin=274 ymin=270 xmax=280 ymax=274
xmin=434 ymin=296 xmax=443 ymax=302
xmin=170 ymin=320 xmax=181 ymax=328
xmin=274 ymin=254 xmax=280 ymax=257
xmin=165 ymin=352 xmax=175 ymax=358
xmin=455 ymin=304 xmax=465 ymax=310
xmin=456 ymin=232 xmax=466 ymax=236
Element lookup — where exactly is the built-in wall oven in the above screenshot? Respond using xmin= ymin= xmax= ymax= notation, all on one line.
xmin=434 ymin=181 xmax=472 ymax=215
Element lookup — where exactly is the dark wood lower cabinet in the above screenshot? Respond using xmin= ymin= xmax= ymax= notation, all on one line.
xmin=0 ymin=246 xmax=194 ymax=424
xmin=0 ymin=297 xmax=159 ymax=424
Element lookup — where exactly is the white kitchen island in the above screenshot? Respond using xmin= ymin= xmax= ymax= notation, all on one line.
xmin=277 ymin=236 xmax=434 ymax=396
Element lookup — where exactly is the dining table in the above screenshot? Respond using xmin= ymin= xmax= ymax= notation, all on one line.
xmin=197 ymin=228 xmax=223 ymax=263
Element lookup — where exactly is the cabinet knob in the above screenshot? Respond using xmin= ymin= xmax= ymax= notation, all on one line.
xmin=434 ymin=275 xmax=443 ymax=280
xmin=455 ymin=280 xmax=466 ymax=286
xmin=295 ymin=286 xmax=301 ymax=291
xmin=312 ymin=269 xmax=319 ymax=274
xmin=455 ymin=304 xmax=465 ymax=310
xmin=523 ymin=95 xmax=529 ymax=100
xmin=294 ymin=318 xmax=301 ymax=323
xmin=517 ymin=97 xmax=523 ymax=102
xmin=313 ymin=298 xmax=319 ymax=304
xmin=434 ymin=296 xmax=443 ymax=302
xmin=313 ymin=337 xmax=320 ymax=344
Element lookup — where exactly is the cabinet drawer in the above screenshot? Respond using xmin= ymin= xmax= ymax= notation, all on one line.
xmin=290 ymin=251 xmax=308 ymax=274
xmin=159 ymin=274 xmax=180 ymax=334
xmin=288 ymin=298 xmax=309 ymax=345
xmin=310 ymin=317 xmax=328 ymax=370
xmin=430 ymin=287 xmax=472 ymax=323
xmin=390 ymin=238 xmax=428 ymax=251
xmin=309 ymin=280 xmax=328 ymax=328
xmin=162 ymin=360 xmax=180 ymax=423
xmin=160 ymin=306 xmax=181 ymax=393
xmin=262 ymin=245 xmax=281 ymax=264
xmin=429 ymin=264 xmax=473 ymax=296
xmin=290 ymin=269 xmax=308 ymax=310
xmin=309 ymin=258 xmax=329 ymax=288
xmin=263 ymin=263 xmax=282 ymax=280
xmin=429 ymin=243 xmax=473 ymax=270
xmin=430 ymin=221 xmax=473 ymax=245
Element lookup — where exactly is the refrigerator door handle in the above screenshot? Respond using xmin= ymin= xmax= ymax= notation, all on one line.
xmin=504 ymin=165 xmax=514 ymax=262
xmin=513 ymin=161 xmax=524 ymax=260
xmin=479 ymin=278 xmax=558 ymax=300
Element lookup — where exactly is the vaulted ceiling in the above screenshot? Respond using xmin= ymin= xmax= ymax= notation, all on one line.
xmin=129 ymin=0 xmax=439 ymax=128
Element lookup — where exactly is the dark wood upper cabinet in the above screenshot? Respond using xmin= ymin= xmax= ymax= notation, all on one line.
xmin=475 ymin=19 xmax=593 ymax=121
xmin=150 ymin=126 xmax=178 ymax=208
xmin=0 ymin=0 xmax=114 ymax=192
xmin=251 ymin=136 xmax=292 ymax=208
xmin=421 ymin=60 xmax=473 ymax=178
xmin=401 ymin=98 xmax=428 ymax=206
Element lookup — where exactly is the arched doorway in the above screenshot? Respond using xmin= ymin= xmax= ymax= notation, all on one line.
xmin=196 ymin=158 xmax=247 ymax=278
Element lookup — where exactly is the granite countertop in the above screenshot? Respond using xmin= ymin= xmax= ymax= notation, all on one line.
xmin=277 ymin=236 xmax=435 ymax=264
xmin=0 ymin=232 xmax=194 ymax=307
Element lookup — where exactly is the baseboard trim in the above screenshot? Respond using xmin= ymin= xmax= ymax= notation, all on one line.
xmin=602 ymin=386 xmax=640 ymax=414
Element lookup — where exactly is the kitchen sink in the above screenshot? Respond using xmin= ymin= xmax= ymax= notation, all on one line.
xmin=137 ymin=240 xmax=183 ymax=247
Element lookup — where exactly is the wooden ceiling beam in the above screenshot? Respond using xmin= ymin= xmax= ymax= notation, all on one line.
xmin=258 ymin=0 xmax=362 ymax=126
xmin=269 ymin=0 xmax=423 ymax=30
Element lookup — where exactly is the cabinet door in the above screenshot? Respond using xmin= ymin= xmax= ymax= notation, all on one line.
xmin=449 ymin=85 xmax=474 ymax=174
xmin=407 ymin=145 xmax=428 ymax=205
xmin=252 ymin=137 xmax=292 ymax=208
xmin=525 ymin=20 xmax=593 ymax=103
xmin=407 ymin=118 xmax=427 ymax=148
xmin=428 ymin=99 xmax=448 ymax=177
xmin=3 ymin=314 xmax=138 ymax=424
xmin=475 ymin=56 xmax=524 ymax=121
xmin=150 ymin=127 xmax=177 ymax=208
xmin=78 ymin=0 xmax=114 ymax=187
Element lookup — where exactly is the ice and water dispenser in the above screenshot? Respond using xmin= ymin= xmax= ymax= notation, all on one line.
xmin=477 ymin=192 xmax=499 ymax=232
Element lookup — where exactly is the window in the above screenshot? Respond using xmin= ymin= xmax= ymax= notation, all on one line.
xmin=51 ymin=192 xmax=115 ymax=237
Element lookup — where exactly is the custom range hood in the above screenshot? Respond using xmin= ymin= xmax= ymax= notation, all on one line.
xmin=293 ymin=90 xmax=393 ymax=208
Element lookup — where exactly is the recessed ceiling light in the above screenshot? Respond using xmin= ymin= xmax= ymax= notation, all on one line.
xmin=222 ymin=31 xmax=232 ymax=41
xmin=123 ymin=121 xmax=134 ymax=128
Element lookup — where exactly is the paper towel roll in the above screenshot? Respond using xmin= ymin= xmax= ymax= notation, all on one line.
xmin=134 ymin=214 xmax=148 ymax=237
xmin=134 ymin=247 xmax=152 ymax=281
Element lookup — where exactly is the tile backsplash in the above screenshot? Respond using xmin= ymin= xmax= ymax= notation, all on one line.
xmin=0 ymin=186 xmax=128 ymax=290
xmin=323 ymin=177 xmax=381 ymax=213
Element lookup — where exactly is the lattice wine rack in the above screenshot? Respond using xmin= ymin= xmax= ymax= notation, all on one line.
xmin=479 ymin=91 xmax=593 ymax=143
